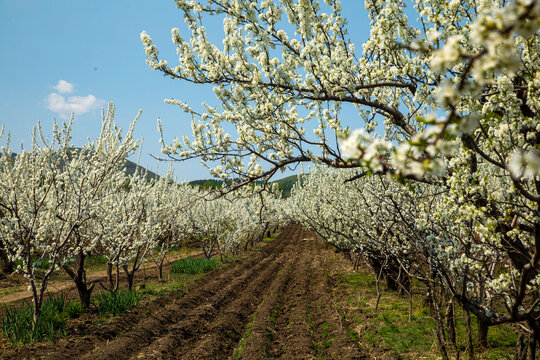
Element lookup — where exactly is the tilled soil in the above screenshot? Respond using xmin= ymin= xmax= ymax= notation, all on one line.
xmin=1 ymin=224 xmax=366 ymax=359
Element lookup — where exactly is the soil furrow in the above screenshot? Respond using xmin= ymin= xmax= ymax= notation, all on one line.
xmin=233 ymin=243 xmax=299 ymax=359
xmin=131 ymin=239 xmax=292 ymax=360
xmin=82 ymin=247 xmax=282 ymax=360
xmin=265 ymin=227 xmax=317 ymax=360
xmin=1 ymin=224 xmax=369 ymax=360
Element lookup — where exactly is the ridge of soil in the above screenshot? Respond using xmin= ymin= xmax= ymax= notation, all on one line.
xmin=0 ymin=224 xmax=368 ymax=359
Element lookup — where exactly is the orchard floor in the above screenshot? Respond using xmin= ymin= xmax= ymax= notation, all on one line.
xmin=1 ymin=224 xmax=399 ymax=359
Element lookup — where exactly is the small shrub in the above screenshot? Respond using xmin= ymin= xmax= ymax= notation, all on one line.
xmin=1 ymin=295 xmax=67 ymax=345
xmin=170 ymin=257 xmax=218 ymax=275
xmin=96 ymin=290 xmax=141 ymax=316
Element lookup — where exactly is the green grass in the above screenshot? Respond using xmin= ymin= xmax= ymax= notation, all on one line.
xmin=337 ymin=270 xmax=518 ymax=359
xmin=95 ymin=289 xmax=141 ymax=316
xmin=14 ymin=258 xmax=51 ymax=270
xmin=140 ymin=272 xmax=202 ymax=297
xmin=376 ymin=312 xmax=436 ymax=353
xmin=170 ymin=257 xmax=219 ymax=275
xmin=1 ymin=295 xmax=69 ymax=345
xmin=64 ymin=301 xmax=84 ymax=319
xmin=263 ymin=231 xmax=280 ymax=243
xmin=85 ymin=255 xmax=108 ymax=265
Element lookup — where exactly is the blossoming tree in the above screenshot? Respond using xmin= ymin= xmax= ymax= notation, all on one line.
xmin=141 ymin=0 xmax=539 ymax=354
xmin=0 ymin=104 xmax=139 ymax=323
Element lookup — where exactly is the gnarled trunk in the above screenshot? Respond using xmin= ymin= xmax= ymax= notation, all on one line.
xmin=62 ymin=251 xmax=94 ymax=309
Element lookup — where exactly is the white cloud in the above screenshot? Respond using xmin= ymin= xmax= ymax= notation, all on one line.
xmin=52 ymin=80 xmax=75 ymax=94
xmin=46 ymin=93 xmax=104 ymax=119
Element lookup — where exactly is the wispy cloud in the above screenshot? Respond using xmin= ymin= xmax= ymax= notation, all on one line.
xmin=46 ymin=81 xmax=104 ymax=119
xmin=52 ymin=80 xmax=75 ymax=94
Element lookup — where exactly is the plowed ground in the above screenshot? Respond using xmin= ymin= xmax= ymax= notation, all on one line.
xmin=2 ymin=224 xmax=367 ymax=359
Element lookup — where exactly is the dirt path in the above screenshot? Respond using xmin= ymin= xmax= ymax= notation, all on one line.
xmin=0 ymin=250 xmax=202 ymax=305
xmin=1 ymin=224 xmax=366 ymax=360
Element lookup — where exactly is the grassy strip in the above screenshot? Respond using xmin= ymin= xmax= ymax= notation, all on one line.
xmin=337 ymin=268 xmax=518 ymax=359
xmin=170 ymin=257 xmax=219 ymax=275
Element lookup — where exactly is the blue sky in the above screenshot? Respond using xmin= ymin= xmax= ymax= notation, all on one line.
xmin=0 ymin=0 xmax=370 ymax=181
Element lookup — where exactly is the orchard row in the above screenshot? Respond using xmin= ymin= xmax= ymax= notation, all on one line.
xmin=0 ymin=105 xmax=281 ymax=328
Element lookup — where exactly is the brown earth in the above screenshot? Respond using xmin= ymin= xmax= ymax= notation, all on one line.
xmin=0 ymin=224 xmax=368 ymax=359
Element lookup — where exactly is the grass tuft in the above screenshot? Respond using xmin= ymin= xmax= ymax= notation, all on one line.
xmin=170 ymin=257 xmax=219 ymax=275
xmin=64 ymin=301 xmax=85 ymax=319
xmin=95 ymin=289 xmax=141 ymax=316
xmin=1 ymin=295 xmax=67 ymax=345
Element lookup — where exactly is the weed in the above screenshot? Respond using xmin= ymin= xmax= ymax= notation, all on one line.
xmin=1 ymin=295 xmax=67 ymax=345
xmin=64 ymin=301 xmax=84 ymax=319
xmin=347 ymin=326 xmax=363 ymax=349
xmin=95 ymin=289 xmax=141 ymax=316
xmin=233 ymin=312 xmax=257 ymax=360
xmin=170 ymin=257 xmax=219 ymax=275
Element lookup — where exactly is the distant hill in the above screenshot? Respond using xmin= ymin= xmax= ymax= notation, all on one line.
xmin=272 ymin=175 xmax=298 ymax=198
xmin=189 ymin=174 xmax=299 ymax=197
xmin=123 ymin=158 xmax=159 ymax=181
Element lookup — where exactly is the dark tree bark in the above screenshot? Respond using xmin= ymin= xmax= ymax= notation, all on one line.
xmin=477 ymin=317 xmax=489 ymax=348
xmin=106 ymin=262 xmax=120 ymax=292
xmin=0 ymin=245 xmax=13 ymax=275
xmin=62 ymin=251 xmax=95 ymax=310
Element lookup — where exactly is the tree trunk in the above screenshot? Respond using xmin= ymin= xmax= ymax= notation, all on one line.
xmin=477 ymin=318 xmax=489 ymax=348
xmin=464 ymin=307 xmax=475 ymax=360
xmin=527 ymin=334 xmax=536 ymax=360
xmin=445 ymin=299 xmax=457 ymax=347
xmin=123 ymin=265 xmax=135 ymax=291
xmin=106 ymin=262 xmax=119 ymax=292
xmin=62 ymin=252 xmax=94 ymax=309
xmin=157 ymin=256 xmax=165 ymax=281
xmin=29 ymin=278 xmax=44 ymax=334
xmin=445 ymin=299 xmax=460 ymax=359
xmin=0 ymin=245 xmax=13 ymax=274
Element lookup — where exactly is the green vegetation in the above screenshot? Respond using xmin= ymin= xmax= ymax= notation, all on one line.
xmin=233 ymin=312 xmax=257 ymax=360
xmin=140 ymin=272 xmax=202 ymax=297
xmin=170 ymin=257 xmax=219 ymax=275
xmin=14 ymin=258 xmax=51 ymax=271
xmin=64 ymin=301 xmax=85 ymax=319
xmin=85 ymin=255 xmax=108 ymax=265
xmin=1 ymin=295 xmax=68 ymax=345
xmin=189 ymin=174 xmax=299 ymax=198
xmin=271 ymin=175 xmax=298 ymax=198
xmin=95 ymin=289 xmax=141 ymax=316
xmin=338 ymin=270 xmax=518 ymax=359
xmin=262 ymin=231 xmax=280 ymax=243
